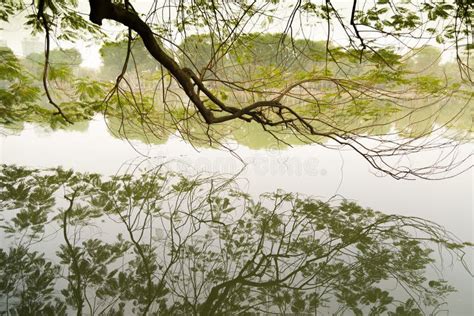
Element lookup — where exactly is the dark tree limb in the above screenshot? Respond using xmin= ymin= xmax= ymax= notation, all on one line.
xmin=86 ymin=0 xmax=471 ymax=180
xmin=37 ymin=0 xmax=73 ymax=123
xmin=87 ymin=0 xmax=294 ymax=125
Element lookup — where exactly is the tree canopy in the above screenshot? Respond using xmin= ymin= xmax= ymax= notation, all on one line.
xmin=0 ymin=164 xmax=471 ymax=315
xmin=1 ymin=2 xmax=473 ymax=314
xmin=0 ymin=0 xmax=472 ymax=178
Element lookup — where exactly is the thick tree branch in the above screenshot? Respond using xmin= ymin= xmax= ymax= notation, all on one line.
xmin=89 ymin=0 xmax=216 ymax=122
xmin=86 ymin=0 xmax=471 ymax=180
xmin=88 ymin=0 xmax=291 ymax=125
xmin=37 ymin=0 xmax=73 ymax=123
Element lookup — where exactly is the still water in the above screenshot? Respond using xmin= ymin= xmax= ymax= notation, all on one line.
xmin=1 ymin=117 xmax=472 ymax=314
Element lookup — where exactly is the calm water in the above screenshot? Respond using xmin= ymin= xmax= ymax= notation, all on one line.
xmin=1 ymin=117 xmax=472 ymax=314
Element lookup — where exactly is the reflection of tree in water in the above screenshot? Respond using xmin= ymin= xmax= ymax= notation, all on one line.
xmin=1 ymin=164 xmax=471 ymax=315
xmin=1 ymin=42 xmax=471 ymax=153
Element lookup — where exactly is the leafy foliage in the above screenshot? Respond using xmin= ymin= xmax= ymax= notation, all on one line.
xmin=0 ymin=47 xmax=41 ymax=125
xmin=0 ymin=246 xmax=66 ymax=315
xmin=99 ymin=38 xmax=159 ymax=80
xmin=0 ymin=0 xmax=472 ymax=177
xmin=0 ymin=164 xmax=471 ymax=315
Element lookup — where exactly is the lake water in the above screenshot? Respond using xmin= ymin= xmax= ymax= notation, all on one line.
xmin=1 ymin=117 xmax=472 ymax=314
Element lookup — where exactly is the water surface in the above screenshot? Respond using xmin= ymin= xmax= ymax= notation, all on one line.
xmin=1 ymin=117 xmax=472 ymax=314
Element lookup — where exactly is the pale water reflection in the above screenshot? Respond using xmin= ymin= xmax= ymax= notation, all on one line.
xmin=0 ymin=117 xmax=472 ymax=314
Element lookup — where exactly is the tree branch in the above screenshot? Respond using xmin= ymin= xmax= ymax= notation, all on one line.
xmin=88 ymin=0 xmax=297 ymax=125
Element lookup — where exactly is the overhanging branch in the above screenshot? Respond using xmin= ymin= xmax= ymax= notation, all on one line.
xmin=87 ymin=0 xmax=295 ymax=125
xmin=86 ymin=0 xmax=472 ymax=180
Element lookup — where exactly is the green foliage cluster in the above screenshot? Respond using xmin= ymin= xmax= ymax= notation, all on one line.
xmin=0 ymin=45 xmax=113 ymax=130
xmin=0 ymin=47 xmax=41 ymax=125
xmin=99 ymin=38 xmax=159 ymax=80
xmin=2 ymin=35 xmax=471 ymax=148
xmin=0 ymin=0 xmax=472 ymax=159
xmin=18 ymin=0 xmax=102 ymax=42
xmin=24 ymin=48 xmax=82 ymax=80
xmin=0 ymin=164 xmax=471 ymax=315
xmin=0 ymin=246 xmax=66 ymax=315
